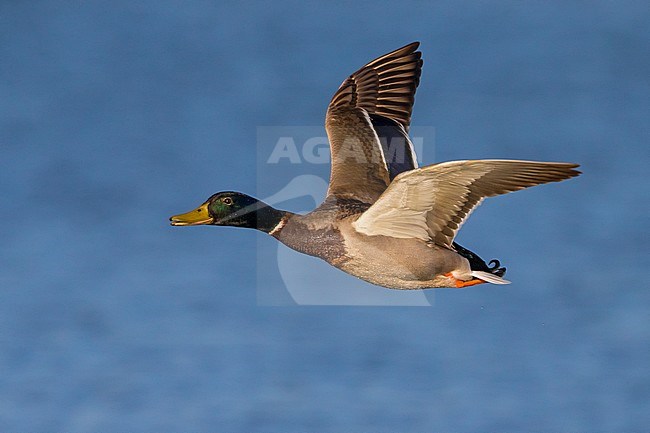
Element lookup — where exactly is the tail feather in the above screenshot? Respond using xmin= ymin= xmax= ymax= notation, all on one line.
xmin=453 ymin=242 xmax=508 ymax=278
xmin=471 ymin=271 xmax=511 ymax=285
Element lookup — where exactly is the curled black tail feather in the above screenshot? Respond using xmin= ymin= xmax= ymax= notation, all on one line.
xmin=488 ymin=260 xmax=507 ymax=277
xmin=453 ymin=242 xmax=507 ymax=277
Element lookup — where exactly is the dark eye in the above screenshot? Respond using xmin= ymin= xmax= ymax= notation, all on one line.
xmin=222 ymin=197 xmax=233 ymax=205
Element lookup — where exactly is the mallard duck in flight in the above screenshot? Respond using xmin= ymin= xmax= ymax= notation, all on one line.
xmin=170 ymin=42 xmax=580 ymax=289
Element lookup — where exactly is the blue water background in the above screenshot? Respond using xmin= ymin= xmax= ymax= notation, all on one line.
xmin=1 ymin=1 xmax=649 ymax=431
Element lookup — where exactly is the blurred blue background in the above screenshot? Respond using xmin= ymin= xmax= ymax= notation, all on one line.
xmin=1 ymin=1 xmax=649 ymax=431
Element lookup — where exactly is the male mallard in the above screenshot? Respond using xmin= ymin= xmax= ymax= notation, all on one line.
xmin=170 ymin=42 xmax=580 ymax=289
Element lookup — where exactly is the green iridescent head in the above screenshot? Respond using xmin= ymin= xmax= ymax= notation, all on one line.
xmin=170 ymin=191 xmax=286 ymax=233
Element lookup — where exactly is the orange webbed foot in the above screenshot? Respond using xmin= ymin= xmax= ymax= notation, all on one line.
xmin=444 ymin=273 xmax=487 ymax=288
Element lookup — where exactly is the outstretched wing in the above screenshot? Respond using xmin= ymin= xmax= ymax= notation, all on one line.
xmin=325 ymin=42 xmax=423 ymax=203
xmin=352 ymin=160 xmax=581 ymax=247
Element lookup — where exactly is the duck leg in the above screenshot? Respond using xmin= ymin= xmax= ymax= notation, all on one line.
xmin=444 ymin=273 xmax=488 ymax=288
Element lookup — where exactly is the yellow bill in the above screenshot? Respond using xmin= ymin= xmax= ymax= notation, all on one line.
xmin=170 ymin=202 xmax=213 ymax=226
